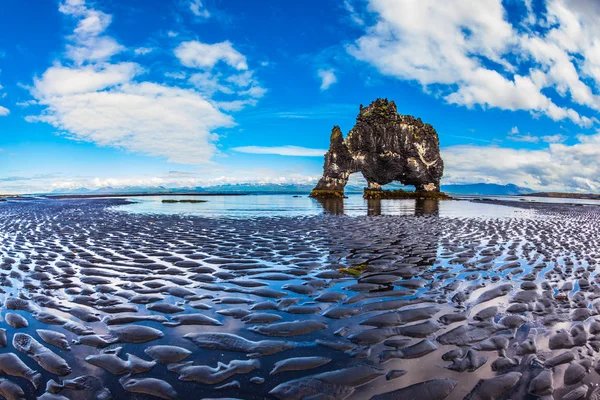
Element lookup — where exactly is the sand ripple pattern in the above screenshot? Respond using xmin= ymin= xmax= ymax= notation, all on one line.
xmin=0 ymin=198 xmax=598 ymax=399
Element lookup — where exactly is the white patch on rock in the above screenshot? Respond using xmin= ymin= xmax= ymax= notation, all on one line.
xmin=415 ymin=143 xmax=438 ymax=168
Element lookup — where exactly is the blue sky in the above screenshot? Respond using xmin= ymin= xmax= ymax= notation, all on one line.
xmin=2 ymin=0 xmax=600 ymax=193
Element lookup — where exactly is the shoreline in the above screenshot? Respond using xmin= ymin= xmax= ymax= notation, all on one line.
xmin=523 ymin=191 xmax=600 ymax=200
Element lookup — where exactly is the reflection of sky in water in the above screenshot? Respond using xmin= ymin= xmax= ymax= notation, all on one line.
xmin=115 ymin=194 xmax=537 ymax=219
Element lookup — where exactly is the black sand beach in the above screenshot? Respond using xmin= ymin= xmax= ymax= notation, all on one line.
xmin=0 ymin=197 xmax=598 ymax=399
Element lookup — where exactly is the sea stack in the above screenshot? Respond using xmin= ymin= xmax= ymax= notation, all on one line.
xmin=310 ymin=99 xmax=445 ymax=199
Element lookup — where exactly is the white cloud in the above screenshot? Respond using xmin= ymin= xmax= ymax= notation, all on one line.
xmin=165 ymin=71 xmax=187 ymax=80
xmin=73 ymin=9 xmax=111 ymax=36
xmin=180 ymin=49 xmax=265 ymax=105
xmin=189 ymin=72 xmax=234 ymax=96
xmin=59 ymin=0 xmax=123 ymax=65
xmin=443 ymin=132 xmax=600 ymax=191
xmin=33 ymin=63 xmax=139 ymax=97
xmin=1 ymin=170 xmax=322 ymax=194
xmin=16 ymin=100 xmax=37 ymax=107
xmin=66 ymin=36 xmax=124 ymax=65
xmin=239 ymin=85 xmax=267 ymax=99
xmin=232 ymin=146 xmax=327 ymax=157
xmin=317 ymin=69 xmax=337 ymax=91
xmin=511 ymin=134 xmax=539 ymax=143
xmin=507 ymin=125 xmax=539 ymax=143
xmin=26 ymin=0 xmax=262 ymax=165
xmin=175 ymin=41 xmax=248 ymax=70
xmin=343 ymin=0 xmax=364 ymax=26
xmin=0 ymin=81 xmax=5 ymax=112
xmin=29 ymin=77 xmax=234 ymax=164
xmin=542 ymin=134 xmax=567 ymax=143
xmin=226 ymin=71 xmax=254 ymax=87
xmin=134 ymin=47 xmax=154 ymax=56
xmin=348 ymin=0 xmax=600 ymax=127
xmin=214 ymin=99 xmax=258 ymax=111
xmin=189 ymin=0 xmax=210 ymax=18
xmin=58 ymin=0 xmax=86 ymax=17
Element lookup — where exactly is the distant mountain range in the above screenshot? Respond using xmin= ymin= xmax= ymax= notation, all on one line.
xmin=441 ymin=183 xmax=534 ymax=196
xmin=524 ymin=192 xmax=600 ymax=199
xmin=44 ymin=182 xmax=535 ymax=196
xmin=46 ymin=183 xmax=325 ymax=195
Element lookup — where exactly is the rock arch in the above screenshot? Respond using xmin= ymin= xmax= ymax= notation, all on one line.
xmin=310 ymin=99 xmax=444 ymax=198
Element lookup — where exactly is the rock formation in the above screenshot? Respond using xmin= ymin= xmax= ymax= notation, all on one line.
xmin=310 ymin=99 xmax=444 ymax=198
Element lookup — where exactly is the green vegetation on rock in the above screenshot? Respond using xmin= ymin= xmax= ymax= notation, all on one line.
xmin=363 ymin=189 xmax=451 ymax=200
xmin=308 ymin=190 xmax=347 ymax=199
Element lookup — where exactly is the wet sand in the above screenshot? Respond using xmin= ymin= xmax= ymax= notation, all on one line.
xmin=0 ymin=198 xmax=599 ymax=399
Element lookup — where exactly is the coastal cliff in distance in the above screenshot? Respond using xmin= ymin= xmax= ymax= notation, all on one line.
xmin=310 ymin=99 xmax=445 ymax=199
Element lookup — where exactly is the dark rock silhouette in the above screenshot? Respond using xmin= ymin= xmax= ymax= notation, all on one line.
xmin=310 ymin=99 xmax=444 ymax=198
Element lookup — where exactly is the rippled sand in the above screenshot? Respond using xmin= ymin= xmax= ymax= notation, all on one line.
xmin=0 ymin=198 xmax=599 ymax=399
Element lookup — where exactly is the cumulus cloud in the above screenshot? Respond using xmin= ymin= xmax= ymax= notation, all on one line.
xmin=32 ymin=63 xmax=139 ymax=97
xmin=0 ymin=106 xmax=9 ymax=116
xmin=29 ymin=78 xmax=234 ymax=163
xmin=59 ymin=0 xmax=123 ymax=65
xmin=232 ymin=146 xmax=327 ymax=157
xmin=443 ymin=132 xmax=600 ymax=191
xmin=348 ymin=0 xmax=600 ymax=127
xmin=176 ymin=43 xmax=266 ymax=109
xmin=188 ymin=70 xmax=265 ymax=101
xmin=175 ymin=41 xmax=248 ymax=70
xmin=26 ymin=0 xmax=262 ymax=165
xmin=317 ymin=69 xmax=337 ymax=91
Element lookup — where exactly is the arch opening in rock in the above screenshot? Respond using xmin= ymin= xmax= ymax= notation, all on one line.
xmin=309 ymin=98 xmax=446 ymax=199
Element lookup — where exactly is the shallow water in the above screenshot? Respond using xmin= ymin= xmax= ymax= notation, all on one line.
xmin=116 ymin=194 xmax=535 ymax=219
xmin=0 ymin=198 xmax=599 ymax=399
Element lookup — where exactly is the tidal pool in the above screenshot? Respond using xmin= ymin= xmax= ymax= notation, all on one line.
xmin=0 ymin=197 xmax=598 ymax=399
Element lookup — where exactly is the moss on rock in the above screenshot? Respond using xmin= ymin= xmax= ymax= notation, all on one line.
xmin=363 ymin=189 xmax=451 ymax=200
xmin=309 ymin=190 xmax=347 ymax=199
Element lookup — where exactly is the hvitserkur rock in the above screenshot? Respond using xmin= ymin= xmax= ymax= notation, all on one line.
xmin=310 ymin=99 xmax=444 ymax=198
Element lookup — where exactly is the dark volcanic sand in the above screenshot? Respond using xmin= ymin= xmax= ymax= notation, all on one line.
xmin=0 ymin=198 xmax=600 ymax=399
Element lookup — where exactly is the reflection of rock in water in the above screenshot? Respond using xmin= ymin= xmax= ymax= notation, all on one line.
xmin=313 ymin=198 xmax=344 ymax=215
xmin=369 ymin=198 xmax=439 ymax=216
xmin=367 ymin=199 xmax=381 ymax=216
xmin=415 ymin=198 xmax=439 ymax=216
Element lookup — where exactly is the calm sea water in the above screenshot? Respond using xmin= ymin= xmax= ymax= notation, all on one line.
xmin=113 ymin=194 xmax=549 ymax=218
